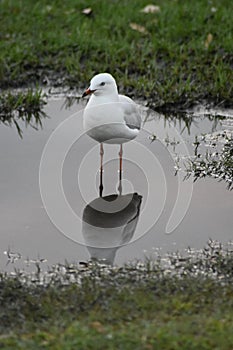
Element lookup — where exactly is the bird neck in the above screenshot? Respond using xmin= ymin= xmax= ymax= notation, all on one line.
xmin=90 ymin=91 xmax=119 ymax=104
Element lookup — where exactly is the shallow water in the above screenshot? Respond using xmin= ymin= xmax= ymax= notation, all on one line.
xmin=0 ymin=98 xmax=232 ymax=270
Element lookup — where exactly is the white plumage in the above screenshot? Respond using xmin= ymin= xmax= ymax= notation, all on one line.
xmin=82 ymin=73 xmax=141 ymax=196
xmin=82 ymin=73 xmax=141 ymax=144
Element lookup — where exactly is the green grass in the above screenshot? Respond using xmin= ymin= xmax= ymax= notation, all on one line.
xmin=0 ymin=89 xmax=47 ymax=137
xmin=1 ymin=241 xmax=233 ymax=349
xmin=0 ymin=0 xmax=233 ymax=109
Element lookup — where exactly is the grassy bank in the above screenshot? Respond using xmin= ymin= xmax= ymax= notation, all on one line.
xmin=1 ymin=242 xmax=233 ymax=349
xmin=0 ymin=0 xmax=233 ymax=109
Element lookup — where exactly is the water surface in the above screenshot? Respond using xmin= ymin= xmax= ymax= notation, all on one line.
xmin=0 ymin=98 xmax=232 ymax=270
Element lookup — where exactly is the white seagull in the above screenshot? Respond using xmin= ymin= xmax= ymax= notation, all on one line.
xmin=82 ymin=73 xmax=141 ymax=196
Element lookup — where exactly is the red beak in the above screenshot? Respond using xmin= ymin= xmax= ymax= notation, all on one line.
xmin=82 ymin=88 xmax=95 ymax=98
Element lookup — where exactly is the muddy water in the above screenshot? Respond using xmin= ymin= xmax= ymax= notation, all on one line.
xmin=0 ymin=98 xmax=232 ymax=270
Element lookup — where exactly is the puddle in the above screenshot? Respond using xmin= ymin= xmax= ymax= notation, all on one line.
xmin=0 ymin=97 xmax=232 ymax=270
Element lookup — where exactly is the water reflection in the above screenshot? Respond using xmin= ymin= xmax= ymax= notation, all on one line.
xmin=82 ymin=192 xmax=142 ymax=265
xmin=1 ymin=96 xmax=232 ymax=270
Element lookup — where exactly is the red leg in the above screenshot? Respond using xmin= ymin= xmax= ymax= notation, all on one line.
xmin=99 ymin=143 xmax=104 ymax=197
xmin=118 ymin=144 xmax=123 ymax=195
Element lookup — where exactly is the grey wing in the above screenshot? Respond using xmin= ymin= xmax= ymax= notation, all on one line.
xmin=119 ymin=95 xmax=141 ymax=130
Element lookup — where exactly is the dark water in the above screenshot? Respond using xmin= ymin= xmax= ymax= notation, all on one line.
xmin=0 ymin=98 xmax=232 ymax=270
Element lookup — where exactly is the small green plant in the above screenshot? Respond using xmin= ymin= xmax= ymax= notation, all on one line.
xmin=185 ymin=132 xmax=233 ymax=189
xmin=0 ymin=89 xmax=47 ymax=137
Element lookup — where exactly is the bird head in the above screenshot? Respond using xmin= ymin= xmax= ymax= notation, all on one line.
xmin=82 ymin=73 xmax=118 ymax=98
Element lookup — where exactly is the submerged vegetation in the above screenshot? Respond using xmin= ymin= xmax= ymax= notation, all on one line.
xmin=186 ymin=130 xmax=233 ymax=189
xmin=0 ymin=0 xmax=232 ymax=109
xmin=0 ymin=241 xmax=233 ymax=349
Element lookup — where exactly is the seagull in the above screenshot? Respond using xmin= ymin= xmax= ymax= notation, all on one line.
xmin=82 ymin=73 xmax=141 ymax=196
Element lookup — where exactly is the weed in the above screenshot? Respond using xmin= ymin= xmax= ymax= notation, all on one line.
xmin=0 ymin=89 xmax=47 ymax=137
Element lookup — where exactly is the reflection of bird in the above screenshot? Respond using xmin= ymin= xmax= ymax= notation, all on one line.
xmin=82 ymin=192 xmax=142 ymax=265
xmin=82 ymin=73 xmax=141 ymax=196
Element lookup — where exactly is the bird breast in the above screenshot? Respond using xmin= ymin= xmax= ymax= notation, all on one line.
xmin=83 ymin=102 xmax=125 ymax=131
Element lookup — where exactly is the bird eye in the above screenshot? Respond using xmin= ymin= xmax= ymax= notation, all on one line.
xmin=100 ymin=82 xmax=105 ymax=86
